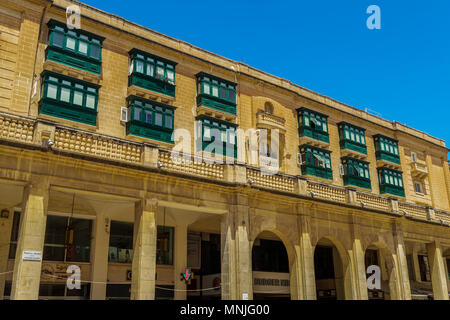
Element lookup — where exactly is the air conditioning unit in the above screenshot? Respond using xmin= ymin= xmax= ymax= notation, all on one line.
xmin=120 ymin=107 xmax=128 ymax=122
xmin=339 ymin=164 xmax=345 ymax=176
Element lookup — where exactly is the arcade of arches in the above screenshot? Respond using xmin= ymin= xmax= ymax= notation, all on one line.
xmin=1 ymin=179 xmax=449 ymax=300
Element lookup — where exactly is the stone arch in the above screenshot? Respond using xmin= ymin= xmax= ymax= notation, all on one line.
xmin=363 ymin=240 xmax=401 ymax=300
xmin=251 ymin=226 xmax=299 ymax=300
xmin=252 ymin=96 xmax=285 ymax=118
xmin=313 ymin=235 xmax=353 ymax=300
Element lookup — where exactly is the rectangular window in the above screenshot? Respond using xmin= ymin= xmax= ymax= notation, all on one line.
xmin=47 ymin=84 xmax=58 ymax=99
xmin=134 ymin=107 xmax=141 ymax=121
xmin=90 ymin=44 xmax=100 ymax=59
xmin=78 ymin=41 xmax=88 ymax=55
xmin=73 ymin=91 xmax=83 ymax=106
xmin=157 ymin=226 xmax=174 ymax=265
xmin=145 ymin=110 xmax=153 ymax=124
xmin=136 ymin=60 xmax=144 ymax=73
xmin=43 ymin=215 xmax=92 ymax=263
xmin=375 ymin=135 xmax=400 ymax=159
xmin=197 ymin=73 xmax=237 ymax=105
xmin=198 ymin=116 xmax=237 ymax=157
xmin=85 ymin=95 xmax=96 ymax=109
xmin=8 ymin=211 xmax=21 ymax=259
xmin=60 ymin=87 xmax=71 ymax=103
xmin=300 ymin=145 xmax=332 ymax=172
xmin=130 ymin=50 xmax=176 ymax=85
xmin=212 ymin=85 xmax=218 ymax=97
xmin=165 ymin=114 xmax=173 ymax=129
xmin=127 ymin=97 xmax=175 ymax=142
xmin=66 ymin=36 xmax=76 ymax=50
xmin=155 ymin=112 xmax=162 ymax=126
xmin=108 ymin=221 xmax=133 ymax=263
xmin=339 ymin=123 xmax=366 ymax=146
xmin=406 ymin=255 xmax=415 ymax=281
xmin=298 ymin=108 xmax=330 ymax=144
xmin=46 ymin=20 xmax=104 ymax=73
xmin=203 ymin=82 xmax=210 ymax=95
xmin=418 ymin=255 xmax=431 ymax=282
xmin=414 ymin=182 xmax=423 ymax=194
xmin=53 ymin=32 xmax=64 ymax=47
xmin=378 ymin=167 xmax=404 ymax=196
xmin=39 ymin=283 xmax=91 ymax=299
xmin=42 ymin=72 xmax=99 ymax=111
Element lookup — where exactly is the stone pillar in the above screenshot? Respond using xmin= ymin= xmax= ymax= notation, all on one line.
xmin=0 ymin=207 xmax=14 ymax=299
xmin=222 ymin=193 xmax=252 ymax=300
xmin=388 ymin=197 xmax=399 ymax=213
xmin=350 ymin=239 xmax=369 ymax=300
xmin=10 ymin=180 xmax=49 ymax=300
xmin=426 ymin=241 xmax=449 ymax=300
xmin=223 ymin=164 xmax=247 ymax=184
xmin=234 ymin=195 xmax=253 ymax=300
xmin=130 ymin=199 xmax=157 ymax=300
xmin=173 ymin=223 xmax=188 ymax=300
xmin=411 ymin=247 xmax=421 ymax=282
xmin=425 ymin=154 xmax=436 ymax=207
xmin=426 ymin=207 xmax=435 ymax=221
xmin=346 ymin=187 xmax=357 ymax=205
xmin=392 ymin=222 xmax=412 ymax=300
xmin=349 ymin=214 xmax=369 ymax=300
xmin=294 ymin=214 xmax=316 ymax=300
xmin=142 ymin=144 xmax=159 ymax=169
xmin=296 ymin=177 xmax=308 ymax=196
xmin=90 ymin=212 xmax=110 ymax=300
xmin=442 ymin=159 xmax=450 ymax=204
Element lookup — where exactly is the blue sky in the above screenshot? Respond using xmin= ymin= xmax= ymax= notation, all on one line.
xmin=83 ymin=0 xmax=450 ymax=157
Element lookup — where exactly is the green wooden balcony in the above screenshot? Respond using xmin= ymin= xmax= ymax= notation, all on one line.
xmin=299 ymin=126 xmax=330 ymax=144
xmin=340 ymin=139 xmax=367 ymax=155
xmin=301 ymin=164 xmax=333 ymax=180
xmin=379 ymin=184 xmax=405 ymax=197
xmin=39 ymin=98 xmax=97 ymax=126
xmin=46 ymin=46 xmax=102 ymax=75
xmin=375 ymin=150 xmax=401 ymax=165
xmin=126 ymin=121 xmax=173 ymax=144
xmin=196 ymin=94 xmax=237 ymax=115
xmin=343 ymin=175 xmax=371 ymax=189
xmin=128 ymin=73 xmax=175 ymax=97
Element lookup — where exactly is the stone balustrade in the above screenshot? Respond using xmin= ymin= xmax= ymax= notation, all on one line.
xmin=435 ymin=210 xmax=450 ymax=225
xmin=54 ymin=127 xmax=143 ymax=163
xmin=307 ymin=180 xmax=347 ymax=203
xmin=398 ymin=201 xmax=429 ymax=220
xmin=356 ymin=191 xmax=390 ymax=211
xmin=247 ymin=167 xmax=296 ymax=193
xmin=158 ymin=149 xmax=224 ymax=180
xmin=0 ymin=111 xmax=449 ymax=226
xmin=0 ymin=113 xmax=34 ymax=144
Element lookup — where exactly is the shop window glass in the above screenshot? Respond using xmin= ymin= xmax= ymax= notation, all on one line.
xmin=157 ymin=226 xmax=173 ymax=265
xmin=108 ymin=221 xmax=133 ymax=263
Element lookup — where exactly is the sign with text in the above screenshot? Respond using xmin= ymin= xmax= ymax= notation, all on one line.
xmin=22 ymin=251 xmax=42 ymax=261
xmin=252 ymin=271 xmax=290 ymax=294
